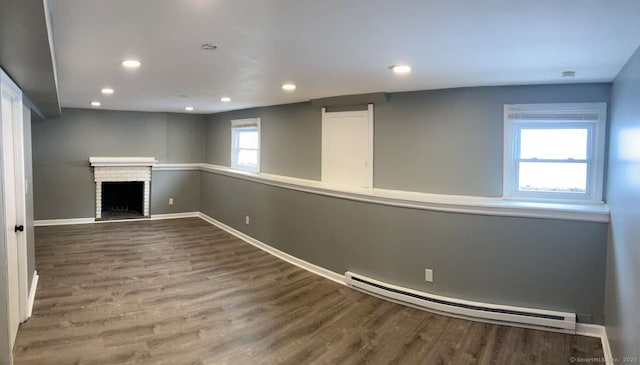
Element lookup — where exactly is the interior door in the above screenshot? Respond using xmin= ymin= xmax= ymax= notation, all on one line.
xmin=1 ymin=88 xmax=20 ymax=346
xmin=321 ymin=106 xmax=373 ymax=188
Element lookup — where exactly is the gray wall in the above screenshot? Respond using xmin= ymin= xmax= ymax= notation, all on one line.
xmin=32 ymin=108 xmax=206 ymax=219
xmin=200 ymin=172 xmax=608 ymax=322
xmin=605 ymin=46 xmax=640 ymax=358
xmin=0 ymin=0 xmax=60 ymax=117
xmin=150 ymin=171 xmax=200 ymax=215
xmin=206 ymin=84 xmax=610 ymax=196
xmin=375 ymin=84 xmax=610 ymax=196
xmin=167 ymin=113 xmax=206 ymax=163
xmin=207 ymin=102 xmax=321 ymax=180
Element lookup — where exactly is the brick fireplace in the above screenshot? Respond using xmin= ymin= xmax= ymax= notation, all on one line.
xmin=89 ymin=157 xmax=157 ymax=219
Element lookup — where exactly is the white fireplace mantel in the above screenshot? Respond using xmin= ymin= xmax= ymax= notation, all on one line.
xmin=90 ymin=157 xmax=156 ymax=219
xmin=89 ymin=156 xmax=158 ymax=167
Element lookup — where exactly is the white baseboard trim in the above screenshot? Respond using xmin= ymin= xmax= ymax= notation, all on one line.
xmin=197 ymin=212 xmax=345 ymax=286
xmin=27 ymin=270 xmax=38 ymax=319
xmin=150 ymin=212 xmax=200 ymax=220
xmin=576 ymin=323 xmax=613 ymax=364
xmin=34 ymin=217 xmax=95 ymax=226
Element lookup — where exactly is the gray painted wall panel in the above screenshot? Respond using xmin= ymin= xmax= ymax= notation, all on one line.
xmin=33 ymin=108 xmax=204 ymax=219
xmin=151 ymin=170 xmax=200 ymax=214
xmin=166 ymin=113 xmax=207 ymax=163
xmin=205 ymin=113 xmax=230 ymax=167
xmin=0 ymin=0 xmax=60 ymax=117
xmin=200 ymin=171 xmax=608 ymax=322
xmin=605 ymin=46 xmax=640 ymax=358
xmin=374 ymin=84 xmax=611 ymax=196
xmin=207 ymin=102 xmax=321 ymax=180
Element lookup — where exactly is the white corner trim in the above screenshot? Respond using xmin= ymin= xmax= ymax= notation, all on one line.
xmin=26 ymin=271 xmax=38 ymax=319
xmin=575 ymin=323 xmax=613 ymax=364
xmin=198 ymin=212 xmax=345 ymax=286
xmin=198 ymin=164 xmax=610 ymax=222
xmin=153 ymin=163 xmax=202 ymax=171
xmin=89 ymin=156 xmax=158 ymax=167
xmin=150 ymin=212 xmax=200 ymax=220
xmin=34 ymin=217 xmax=95 ymax=226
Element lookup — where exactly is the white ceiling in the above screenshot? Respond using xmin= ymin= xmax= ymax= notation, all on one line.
xmin=51 ymin=0 xmax=640 ymax=114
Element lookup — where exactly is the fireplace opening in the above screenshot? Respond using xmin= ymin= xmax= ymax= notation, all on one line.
xmin=101 ymin=182 xmax=144 ymax=219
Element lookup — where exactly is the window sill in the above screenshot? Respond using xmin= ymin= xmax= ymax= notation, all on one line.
xmin=155 ymin=163 xmax=610 ymax=223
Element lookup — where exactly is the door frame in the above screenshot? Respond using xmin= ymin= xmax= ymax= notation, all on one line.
xmin=1 ymin=69 xmax=29 ymax=326
xmin=321 ymin=104 xmax=374 ymax=188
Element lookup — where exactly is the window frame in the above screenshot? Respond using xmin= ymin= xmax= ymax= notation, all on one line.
xmin=230 ymin=118 xmax=261 ymax=173
xmin=503 ymin=103 xmax=607 ymax=203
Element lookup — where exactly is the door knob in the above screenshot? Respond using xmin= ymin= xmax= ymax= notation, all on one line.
xmin=14 ymin=225 xmax=24 ymax=232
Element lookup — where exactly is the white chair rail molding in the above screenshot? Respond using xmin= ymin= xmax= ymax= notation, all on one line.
xmin=149 ymin=163 xmax=611 ymax=223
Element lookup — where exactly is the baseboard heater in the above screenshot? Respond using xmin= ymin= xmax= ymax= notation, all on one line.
xmin=345 ymin=271 xmax=576 ymax=334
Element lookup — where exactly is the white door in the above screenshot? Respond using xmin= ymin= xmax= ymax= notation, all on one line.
xmin=1 ymin=70 xmax=27 ymax=349
xmin=321 ymin=105 xmax=373 ymax=188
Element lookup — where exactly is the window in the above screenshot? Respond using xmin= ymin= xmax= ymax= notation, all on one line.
xmin=231 ymin=118 xmax=260 ymax=172
xmin=503 ymin=103 xmax=606 ymax=202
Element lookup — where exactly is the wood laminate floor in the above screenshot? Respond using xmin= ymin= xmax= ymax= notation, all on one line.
xmin=14 ymin=218 xmax=603 ymax=365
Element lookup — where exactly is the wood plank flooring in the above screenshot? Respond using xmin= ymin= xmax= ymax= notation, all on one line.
xmin=14 ymin=218 xmax=603 ymax=364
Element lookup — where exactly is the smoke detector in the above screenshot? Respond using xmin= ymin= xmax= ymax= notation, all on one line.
xmin=201 ymin=43 xmax=218 ymax=51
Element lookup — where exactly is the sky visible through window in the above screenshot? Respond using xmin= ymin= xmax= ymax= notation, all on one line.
xmin=518 ymin=128 xmax=588 ymax=193
xmin=237 ymin=129 xmax=258 ymax=167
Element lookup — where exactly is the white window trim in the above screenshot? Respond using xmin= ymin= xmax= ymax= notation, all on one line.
xmin=230 ymin=118 xmax=261 ymax=173
xmin=503 ymin=103 xmax=607 ymax=203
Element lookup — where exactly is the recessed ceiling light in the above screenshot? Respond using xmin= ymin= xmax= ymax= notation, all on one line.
xmin=101 ymin=88 xmax=114 ymax=95
xmin=220 ymin=97 xmax=231 ymax=102
xmin=201 ymin=43 xmax=218 ymax=51
xmin=282 ymin=83 xmax=296 ymax=91
xmin=121 ymin=59 xmax=141 ymax=69
xmin=184 ymin=106 xmax=194 ymax=111
xmin=90 ymin=101 xmax=101 ymax=107
xmin=562 ymin=70 xmax=576 ymax=78
xmin=391 ymin=65 xmax=411 ymax=74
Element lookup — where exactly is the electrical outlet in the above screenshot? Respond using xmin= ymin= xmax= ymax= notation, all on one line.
xmin=169 ymin=198 xmax=174 ymax=206
xmin=245 ymin=216 xmax=250 ymax=225
xmin=424 ymin=269 xmax=433 ymax=282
